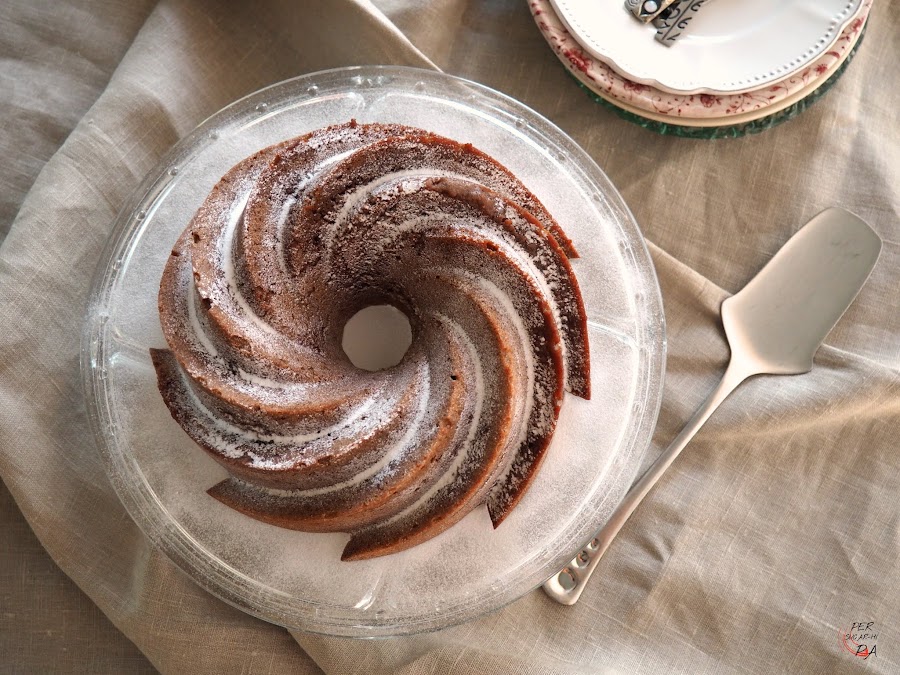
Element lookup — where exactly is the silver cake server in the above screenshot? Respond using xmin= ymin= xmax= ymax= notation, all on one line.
xmin=544 ymin=207 xmax=882 ymax=605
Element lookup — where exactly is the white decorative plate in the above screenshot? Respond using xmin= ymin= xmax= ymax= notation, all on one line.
xmin=531 ymin=0 xmax=870 ymax=121
xmin=548 ymin=0 xmax=864 ymax=94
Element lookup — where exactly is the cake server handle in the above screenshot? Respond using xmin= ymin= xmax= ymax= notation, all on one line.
xmin=541 ymin=360 xmax=750 ymax=606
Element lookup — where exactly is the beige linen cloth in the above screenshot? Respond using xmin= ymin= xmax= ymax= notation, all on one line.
xmin=2 ymin=0 xmax=898 ymax=672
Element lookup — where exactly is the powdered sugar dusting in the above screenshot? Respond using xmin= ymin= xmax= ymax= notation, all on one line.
xmin=273 ymin=195 xmax=296 ymax=275
xmin=326 ymin=168 xmax=464 ymax=249
xmin=473 ymin=275 xmax=536 ymax=439
xmin=182 ymin=369 xmax=382 ymax=458
xmin=152 ymin=120 xmax=591 ymax=560
xmin=186 ymin=278 xmax=220 ymax=359
xmin=265 ymin=362 xmax=431 ymax=498
xmin=382 ymin=314 xmax=484 ymax=527
xmin=219 ymin=190 xmax=278 ymax=337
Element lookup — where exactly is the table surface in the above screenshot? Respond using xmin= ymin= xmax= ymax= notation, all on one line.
xmin=1 ymin=1 xmax=898 ymax=673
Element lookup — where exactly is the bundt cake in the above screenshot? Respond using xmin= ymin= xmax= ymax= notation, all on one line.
xmin=151 ymin=120 xmax=590 ymax=561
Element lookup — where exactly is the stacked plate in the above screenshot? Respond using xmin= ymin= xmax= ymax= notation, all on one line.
xmin=530 ymin=0 xmax=871 ymax=136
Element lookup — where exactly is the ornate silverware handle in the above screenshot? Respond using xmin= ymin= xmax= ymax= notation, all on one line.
xmin=625 ymin=0 xmax=680 ymax=23
xmin=654 ymin=0 xmax=711 ymax=46
xmin=624 ymin=0 xmax=714 ymax=46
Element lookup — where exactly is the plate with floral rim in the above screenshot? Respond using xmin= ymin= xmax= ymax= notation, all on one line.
xmin=548 ymin=0 xmax=865 ymax=95
xmin=531 ymin=0 xmax=870 ymax=120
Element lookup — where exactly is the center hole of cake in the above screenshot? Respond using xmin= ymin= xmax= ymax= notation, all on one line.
xmin=342 ymin=304 xmax=413 ymax=372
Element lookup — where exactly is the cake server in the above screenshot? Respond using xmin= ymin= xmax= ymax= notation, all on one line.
xmin=543 ymin=207 xmax=882 ymax=606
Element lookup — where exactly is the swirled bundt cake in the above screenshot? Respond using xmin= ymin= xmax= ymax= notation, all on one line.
xmin=151 ymin=120 xmax=590 ymax=561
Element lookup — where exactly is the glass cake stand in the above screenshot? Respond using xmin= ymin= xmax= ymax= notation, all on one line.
xmin=83 ymin=66 xmax=666 ymax=637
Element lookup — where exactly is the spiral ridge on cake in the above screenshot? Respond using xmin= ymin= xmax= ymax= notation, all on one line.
xmin=151 ymin=121 xmax=590 ymax=560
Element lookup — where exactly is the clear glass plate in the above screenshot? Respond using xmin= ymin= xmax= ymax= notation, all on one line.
xmin=83 ymin=66 xmax=666 ymax=637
